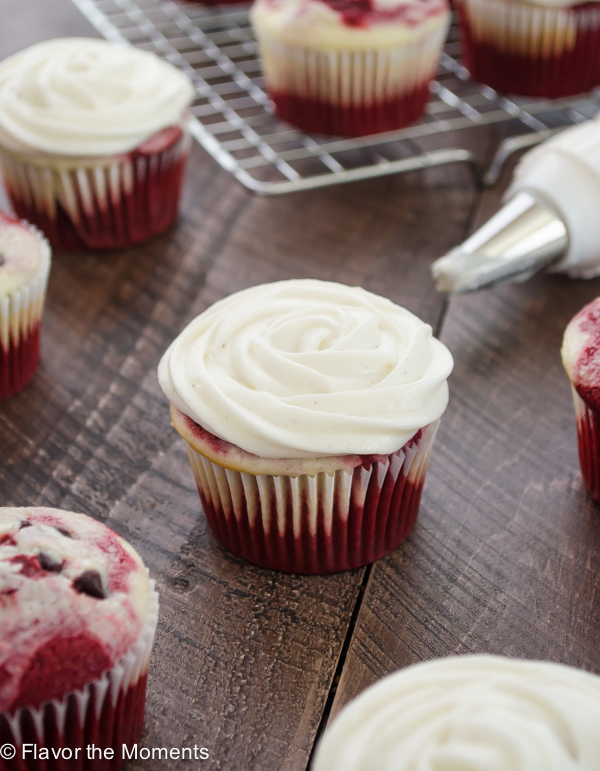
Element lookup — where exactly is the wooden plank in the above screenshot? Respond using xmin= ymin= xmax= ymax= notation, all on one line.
xmin=331 ymin=161 xmax=600 ymax=722
xmin=0 ymin=1 xmax=482 ymax=767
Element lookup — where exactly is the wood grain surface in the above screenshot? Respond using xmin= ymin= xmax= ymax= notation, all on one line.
xmin=2 ymin=2 xmax=597 ymax=769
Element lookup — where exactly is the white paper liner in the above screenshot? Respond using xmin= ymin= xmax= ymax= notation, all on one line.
xmin=1 ymin=581 xmax=159 ymax=749
xmin=185 ymin=421 xmax=440 ymax=573
xmin=255 ymin=29 xmax=448 ymax=106
xmin=0 ymin=121 xmax=191 ymax=250
xmin=458 ymin=0 xmax=600 ymax=58
xmin=0 ymin=222 xmax=50 ymax=355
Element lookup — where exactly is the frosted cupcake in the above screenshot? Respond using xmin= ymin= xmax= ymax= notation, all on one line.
xmin=158 ymin=279 xmax=453 ymax=574
xmin=251 ymin=0 xmax=450 ymax=136
xmin=562 ymin=297 xmax=600 ymax=502
xmin=456 ymin=0 xmax=600 ymax=98
xmin=0 ymin=211 xmax=51 ymax=402
xmin=312 ymin=655 xmax=600 ymax=769
xmin=0 ymin=38 xmax=195 ymax=251
xmin=0 ymin=507 xmax=158 ymax=770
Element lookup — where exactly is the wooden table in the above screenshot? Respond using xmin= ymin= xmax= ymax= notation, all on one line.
xmin=2 ymin=3 xmax=600 ymax=769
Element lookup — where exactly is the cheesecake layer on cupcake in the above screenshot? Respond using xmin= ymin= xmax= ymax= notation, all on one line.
xmin=456 ymin=0 xmax=600 ymax=98
xmin=0 ymin=211 xmax=50 ymax=402
xmin=159 ymin=279 xmax=453 ymax=573
xmin=562 ymin=297 xmax=600 ymax=501
xmin=0 ymin=507 xmax=158 ymax=771
xmin=313 ymin=655 xmax=600 ymax=770
xmin=0 ymin=38 xmax=195 ymax=250
xmin=251 ymin=0 xmax=450 ymax=136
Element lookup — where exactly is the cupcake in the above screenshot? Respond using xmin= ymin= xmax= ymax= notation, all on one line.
xmin=251 ymin=0 xmax=450 ymax=137
xmin=0 ymin=38 xmax=195 ymax=251
xmin=456 ymin=0 xmax=600 ymax=98
xmin=312 ymin=655 xmax=600 ymax=769
xmin=0 ymin=507 xmax=159 ymax=770
xmin=0 ymin=211 xmax=51 ymax=402
xmin=158 ymin=279 xmax=453 ymax=574
xmin=562 ymin=297 xmax=600 ymax=502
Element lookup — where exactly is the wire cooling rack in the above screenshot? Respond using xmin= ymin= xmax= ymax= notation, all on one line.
xmin=72 ymin=0 xmax=600 ymax=194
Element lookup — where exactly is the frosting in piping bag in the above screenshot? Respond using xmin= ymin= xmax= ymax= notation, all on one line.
xmin=0 ymin=38 xmax=195 ymax=157
xmin=158 ymin=279 xmax=453 ymax=458
xmin=312 ymin=655 xmax=600 ymax=771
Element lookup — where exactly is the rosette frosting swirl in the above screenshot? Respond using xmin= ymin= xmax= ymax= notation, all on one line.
xmin=0 ymin=38 xmax=194 ymax=156
xmin=312 ymin=656 xmax=600 ymax=771
xmin=158 ymin=279 xmax=453 ymax=458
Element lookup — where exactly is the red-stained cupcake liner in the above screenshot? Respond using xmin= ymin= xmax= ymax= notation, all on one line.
xmin=270 ymin=85 xmax=433 ymax=137
xmin=254 ymin=28 xmax=448 ymax=136
xmin=456 ymin=0 xmax=600 ymax=98
xmin=572 ymin=387 xmax=600 ymax=503
xmin=0 ymin=585 xmax=158 ymax=771
xmin=185 ymin=421 xmax=440 ymax=574
xmin=0 ymin=123 xmax=191 ymax=252
xmin=0 ymin=223 xmax=51 ymax=402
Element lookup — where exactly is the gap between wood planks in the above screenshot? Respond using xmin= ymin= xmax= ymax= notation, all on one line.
xmin=304 ymin=129 xmax=509 ymax=770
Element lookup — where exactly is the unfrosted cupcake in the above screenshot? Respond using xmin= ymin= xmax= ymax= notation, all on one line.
xmin=0 ymin=211 xmax=51 ymax=402
xmin=158 ymin=279 xmax=453 ymax=574
xmin=456 ymin=0 xmax=600 ymax=98
xmin=0 ymin=507 xmax=158 ymax=770
xmin=562 ymin=297 xmax=600 ymax=502
xmin=251 ymin=0 xmax=450 ymax=136
xmin=0 ymin=38 xmax=195 ymax=251
xmin=312 ymin=655 xmax=600 ymax=769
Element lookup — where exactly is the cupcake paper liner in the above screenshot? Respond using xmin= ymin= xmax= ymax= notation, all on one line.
xmin=572 ymin=387 xmax=600 ymax=503
xmin=0 ymin=125 xmax=191 ymax=252
xmin=0 ymin=224 xmax=51 ymax=402
xmin=456 ymin=0 xmax=600 ymax=98
xmin=0 ymin=583 xmax=159 ymax=771
xmin=256 ymin=29 xmax=448 ymax=136
xmin=185 ymin=421 xmax=440 ymax=574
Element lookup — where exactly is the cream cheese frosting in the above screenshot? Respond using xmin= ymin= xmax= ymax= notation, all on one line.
xmin=158 ymin=279 xmax=453 ymax=459
xmin=251 ymin=0 xmax=450 ymax=50
xmin=312 ymin=655 xmax=600 ymax=771
xmin=0 ymin=507 xmax=152 ymax=712
xmin=0 ymin=38 xmax=195 ymax=157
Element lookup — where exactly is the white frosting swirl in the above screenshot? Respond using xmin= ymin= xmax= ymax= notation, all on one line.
xmin=0 ymin=38 xmax=194 ymax=156
xmin=313 ymin=656 xmax=600 ymax=771
xmin=158 ymin=279 xmax=453 ymax=458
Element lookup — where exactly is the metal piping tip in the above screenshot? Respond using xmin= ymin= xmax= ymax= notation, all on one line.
xmin=432 ymin=192 xmax=569 ymax=294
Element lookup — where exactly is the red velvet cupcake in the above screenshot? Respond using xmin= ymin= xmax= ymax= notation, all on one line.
xmin=251 ymin=0 xmax=450 ymax=137
xmin=562 ymin=298 xmax=600 ymax=502
xmin=0 ymin=507 xmax=158 ymax=771
xmin=0 ymin=212 xmax=51 ymax=402
xmin=0 ymin=39 xmax=195 ymax=251
xmin=159 ymin=279 xmax=453 ymax=574
xmin=456 ymin=0 xmax=600 ymax=98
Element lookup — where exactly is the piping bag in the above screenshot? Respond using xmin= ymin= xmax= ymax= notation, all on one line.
xmin=432 ymin=116 xmax=600 ymax=294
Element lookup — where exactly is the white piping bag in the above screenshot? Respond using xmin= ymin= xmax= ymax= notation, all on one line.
xmin=432 ymin=117 xmax=600 ymax=294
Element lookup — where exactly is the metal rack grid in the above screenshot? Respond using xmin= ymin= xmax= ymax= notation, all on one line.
xmin=72 ymin=0 xmax=600 ymax=194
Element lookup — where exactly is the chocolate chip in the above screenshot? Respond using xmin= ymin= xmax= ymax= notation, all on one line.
xmin=38 ymin=552 xmax=63 ymax=572
xmin=19 ymin=521 xmax=33 ymax=529
xmin=54 ymin=526 xmax=72 ymax=538
xmin=0 ymin=255 xmax=5 ymax=267
xmin=72 ymin=570 xmax=106 ymax=599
